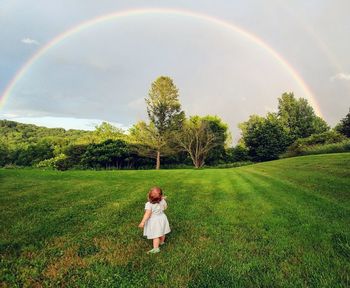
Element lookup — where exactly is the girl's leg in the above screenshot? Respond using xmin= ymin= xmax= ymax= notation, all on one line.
xmin=153 ymin=237 xmax=160 ymax=249
xmin=147 ymin=238 xmax=160 ymax=254
xmin=159 ymin=235 xmax=165 ymax=244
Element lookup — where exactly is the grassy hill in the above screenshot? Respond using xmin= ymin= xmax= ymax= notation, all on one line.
xmin=1 ymin=153 xmax=349 ymax=287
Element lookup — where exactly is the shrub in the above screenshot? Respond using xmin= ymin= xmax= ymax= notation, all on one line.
xmin=282 ymin=139 xmax=350 ymax=158
xmin=225 ymin=145 xmax=250 ymax=162
xmin=35 ymin=154 xmax=69 ymax=170
xmin=299 ymin=140 xmax=350 ymax=156
xmin=283 ymin=131 xmax=346 ymax=157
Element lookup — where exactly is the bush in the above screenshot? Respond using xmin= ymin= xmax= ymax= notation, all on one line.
xmin=81 ymin=139 xmax=131 ymax=169
xmin=283 ymin=131 xmax=346 ymax=157
xmin=35 ymin=154 xmax=69 ymax=170
xmin=298 ymin=140 xmax=350 ymax=156
xmin=225 ymin=145 xmax=250 ymax=162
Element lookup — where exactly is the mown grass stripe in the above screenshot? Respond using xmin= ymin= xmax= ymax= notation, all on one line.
xmin=0 ymin=154 xmax=349 ymax=287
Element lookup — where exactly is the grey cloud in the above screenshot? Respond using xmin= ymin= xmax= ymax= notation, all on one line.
xmin=330 ymin=73 xmax=350 ymax=81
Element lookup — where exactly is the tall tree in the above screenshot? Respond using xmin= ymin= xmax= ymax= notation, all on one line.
xmin=277 ymin=92 xmax=329 ymax=142
xmin=239 ymin=113 xmax=290 ymax=161
xmin=129 ymin=121 xmax=173 ymax=169
xmin=176 ymin=116 xmax=218 ymax=168
xmin=143 ymin=76 xmax=185 ymax=169
xmin=202 ymin=115 xmax=231 ymax=165
xmin=335 ymin=108 xmax=350 ymax=137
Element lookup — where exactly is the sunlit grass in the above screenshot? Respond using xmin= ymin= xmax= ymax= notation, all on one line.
xmin=1 ymin=153 xmax=349 ymax=287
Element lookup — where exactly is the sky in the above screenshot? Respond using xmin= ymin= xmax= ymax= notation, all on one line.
xmin=0 ymin=0 xmax=349 ymax=142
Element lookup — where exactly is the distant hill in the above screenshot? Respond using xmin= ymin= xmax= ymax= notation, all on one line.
xmin=0 ymin=119 xmax=91 ymax=146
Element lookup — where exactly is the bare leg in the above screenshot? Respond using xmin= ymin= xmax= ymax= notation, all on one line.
xmin=159 ymin=235 xmax=165 ymax=244
xmin=153 ymin=237 xmax=160 ymax=249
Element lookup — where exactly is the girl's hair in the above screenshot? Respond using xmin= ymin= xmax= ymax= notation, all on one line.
xmin=148 ymin=187 xmax=163 ymax=204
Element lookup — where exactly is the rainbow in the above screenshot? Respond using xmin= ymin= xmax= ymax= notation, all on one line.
xmin=0 ymin=8 xmax=322 ymax=116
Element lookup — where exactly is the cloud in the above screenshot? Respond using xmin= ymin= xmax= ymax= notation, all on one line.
xmin=2 ymin=113 xmax=18 ymax=118
xmin=330 ymin=73 xmax=350 ymax=81
xmin=21 ymin=37 xmax=40 ymax=45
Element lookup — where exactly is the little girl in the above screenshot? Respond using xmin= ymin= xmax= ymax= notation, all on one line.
xmin=138 ymin=187 xmax=171 ymax=254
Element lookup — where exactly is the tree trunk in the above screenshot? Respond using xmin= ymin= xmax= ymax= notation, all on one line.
xmin=194 ymin=158 xmax=204 ymax=168
xmin=156 ymin=151 xmax=160 ymax=170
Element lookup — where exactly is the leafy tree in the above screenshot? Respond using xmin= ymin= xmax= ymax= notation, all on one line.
xmin=239 ymin=113 xmax=290 ymax=161
xmin=146 ymin=76 xmax=185 ymax=133
xmin=81 ymin=139 xmax=130 ymax=169
xmin=225 ymin=145 xmax=249 ymax=162
xmin=0 ymin=141 xmax=9 ymax=166
xmin=12 ymin=141 xmax=54 ymax=166
xmin=93 ymin=122 xmax=125 ymax=142
xmin=335 ymin=108 xmax=350 ymax=137
xmin=129 ymin=121 xmax=173 ymax=169
xmin=63 ymin=144 xmax=89 ymax=168
xmin=142 ymin=76 xmax=185 ymax=169
xmin=176 ymin=116 xmax=218 ymax=168
xmin=202 ymin=115 xmax=231 ymax=165
xmin=278 ymin=92 xmax=329 ymax=142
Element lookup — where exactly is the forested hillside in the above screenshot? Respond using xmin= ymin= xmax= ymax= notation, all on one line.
xmin=0 ymin=120 xmax=91 ymax=167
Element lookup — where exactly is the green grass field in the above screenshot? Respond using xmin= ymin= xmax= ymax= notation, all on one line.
xmin=1 ymin=153 xmax=350 ymax=287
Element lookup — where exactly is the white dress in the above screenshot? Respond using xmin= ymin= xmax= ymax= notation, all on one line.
xmin=143 ymin=199 xmax=171 ymax=239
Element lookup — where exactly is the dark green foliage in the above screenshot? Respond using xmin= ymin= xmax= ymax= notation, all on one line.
xmin=0 ymin=120 xmax=89 ymax=146
xmin=0 ymin=120 xmax=90 ymax=167
xmin=64 ymin=144 xmax=88 ymax=168
xmin=284 ymin=130 xmax=346 ymax=157
xmin=12 ymin=141 xmax=54 ymax=166
xmin=202 ymin=115 xmax=230 ymax=165
xmin=282 ymin=139 xmax=350 ymax=158
xmin=278 ymin=92 xmax=329 ymax=142
xmin=239 ymin=93 xmax=332 ymax=161
xmin=224 ymin=145 xmax=250 ymax=162
xmin=0 ymin=154 xmax=349 ymax=287
xmin=81 ymin=139 xmax=131 ymax=169
xmin=0 ymin=141 xmax=9 ymax=166
xmin=240 ymin=113 xmax=290 ymax=161
xmin=335 ymin=108 xmax=350 ymax=137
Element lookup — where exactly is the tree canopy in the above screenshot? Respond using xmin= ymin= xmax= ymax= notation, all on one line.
xmin=176 ymin=116 xmax=218 ymax=168
xmin=239 ymin=113 xmax=290 ymax=161
xmin=135 ymin=76 xmax=185 ymax=169
xmin=278 ymin=92 xmax=329 ymax=142
xmin=146 ymin=76 xmax=185 ymax=133
xmin=1 ymin=88 xmax=344 ymax=169
xmin=335 ymin=108 xmax=350 ymax=137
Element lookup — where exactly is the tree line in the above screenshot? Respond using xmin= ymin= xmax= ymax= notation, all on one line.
xmin=0 ymin=76 xmax=349 ymax=170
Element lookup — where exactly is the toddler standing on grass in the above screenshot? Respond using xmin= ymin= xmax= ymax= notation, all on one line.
xmin=138 ymin=187 xmax=170 ymax=254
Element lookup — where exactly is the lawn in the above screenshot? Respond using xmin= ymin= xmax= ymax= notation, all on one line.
xmin=1 ymin=153 xmax=349 ymax=287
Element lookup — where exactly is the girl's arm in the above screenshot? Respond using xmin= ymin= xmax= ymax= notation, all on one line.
xmin=162 ymin=198 xmax=168 ymax=210
xmin=138 ymin=209 xmax=152 ymax=228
